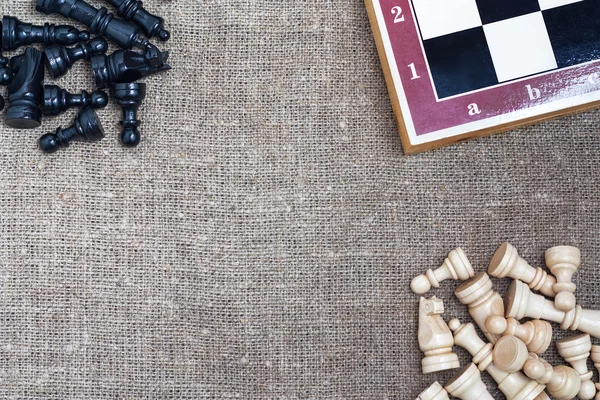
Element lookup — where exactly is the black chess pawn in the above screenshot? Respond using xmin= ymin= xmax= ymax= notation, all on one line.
xmin=43 ymin=85 xmax=108 ymax=116
xmin=111 ymin=82 xmax=146 ymax=147
xmin=44 ymin=37 xmax=108 ymax=79
xmin=91 ymin=49 xmax=170 ymax=89
xmin=6 ymin=48 xmax=44 ymax=129
xmin=1 ymin=16 xmax=89 ymax=51
xmin=37 ymin=0 xmax=157 ymax=52
xmin=39 ymin=108 xmax=105 ymax=153
xmin=104 ymin=0 xmax=170 ymax=41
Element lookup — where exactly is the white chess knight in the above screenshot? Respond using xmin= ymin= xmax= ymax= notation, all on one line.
xmin=416 ymin=381 xmax=449 ymax=400
xmin=444 ymin=363 xmax=494 ymax=400
xmin=418 ymin=297 xmax=459 ymax=374
xmin=545 ymin=246 xmax=580 ymax=312
xmin=411 ymin=248 xmax=474 ymax=294
xmin=523 ymin=353 xmax=581 ymax=400
xmin=488 ymin=242 xmax=557 ymax=298
xmin=505 ymin=280 xmax=600 ymax=339
xmin=556 ymin=334 xmax=597 ymax=400
xmin=448 ymin=318 xmax=547 ymax=400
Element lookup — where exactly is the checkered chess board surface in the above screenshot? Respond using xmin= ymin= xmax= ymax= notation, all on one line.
xmin=412 ymin=0 xmax=600 ymax=98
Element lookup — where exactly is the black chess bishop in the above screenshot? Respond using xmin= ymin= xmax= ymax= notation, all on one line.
xmin=6 ymin=48 xmax=44 ymax=129
xmin=43 ymin=85 xmax=108 ymax=116
xmin=39 ymin=108 xmax=105 ymax=153
xmin=91 ymin=48 xmax=170 ymax=89
xmin=104 ymin=0 xmax=169 ymax=41
xmin=44 ymin=37 xmax=108 ymax=79
xmin=1 ymin=16 xmax=89 ymax=51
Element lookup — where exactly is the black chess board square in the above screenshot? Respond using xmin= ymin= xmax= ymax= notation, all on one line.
xmin=423 ymin=27 xmax=498 ymax=99
xmin=475 ymin=0 xmax=541 ymax=24
xmin=543 ymin=1 xmax=600 ymax=68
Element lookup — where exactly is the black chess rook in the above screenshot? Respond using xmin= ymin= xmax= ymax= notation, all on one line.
xmin=39 ymin=108 xmax=105 ymax=153
xmin=104 ymin=0 xmax=170 ymax=41
xmin=6 ymin=48 xmax=44 ymax=129
xmin=1 ymin=16 xmax=89 ymax=51
xmin=37 ymin=0 xmax=155 ymax=51
xmin=111 ymin=82 xmax=146 ymax=147
xmin=43 ymin=85 xmax=108 ymax=116
xmin=44 ymin=37 xmax=108 ymax=79
xmin=91 ymin=49 xmax=170 ymax=89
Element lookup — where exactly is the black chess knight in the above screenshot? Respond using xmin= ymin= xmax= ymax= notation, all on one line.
xmin=43 ymin=85 xmax=108 ymax=116
xmin=39 ymin=108 xmax=105 ymax=153
xmin=6 ymin=48 xmax=44 ymax=129
xmin=91 ymin=48 xmax=170 ymax=89
xmin=44 ymin=37 xmax=108 ymax=79
xmin=104 ymin=0 xmax=169 ymax=41
xmin=1 ymin=16 xmax=89 ymax=51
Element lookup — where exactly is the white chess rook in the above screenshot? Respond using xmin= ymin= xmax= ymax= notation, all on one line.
xmin=545 ymin=246 xmax=580 ymax=312
xmin=505 ymin=280 xmax=600 ymax=339
xmin=411 ymin=248 xmax=474 ymax=294
xmin=556 ymin=334 xmax=597 ymax=400
xmin=455 ymin=272 xmax=504 ymax=344
xmin=445 ymin=363 xmax=494 ymax=400
xmin=418 ymin=297 xmax=460 ymax=374
xmin=523 ymin=353 xmax=581 ymax=400
xmin=590 ymin=345 xmax=600 ymax=400
xmin=448 ymin=318 xmax=546 ymax=400
xmin=489 ymin=242 xmax=556 ymax=297
xmin=485 ymin=315 xmax=552 ymax=354
xmin=416 ymin=381 xmax=449 ymax=400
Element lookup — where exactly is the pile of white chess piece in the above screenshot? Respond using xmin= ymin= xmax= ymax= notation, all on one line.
xmin=413 ymin=244 xmax=600 ymax=400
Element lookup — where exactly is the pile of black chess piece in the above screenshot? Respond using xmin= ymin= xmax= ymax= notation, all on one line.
xmin=0 ymin=0 xmax=171 ymax=153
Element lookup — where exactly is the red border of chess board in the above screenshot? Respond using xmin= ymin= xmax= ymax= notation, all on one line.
xmin=367 ymin=0 xmax=600 ymax=154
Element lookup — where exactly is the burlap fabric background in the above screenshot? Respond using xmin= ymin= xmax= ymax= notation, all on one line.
xmin=0 ymin=0 xmax=598 ymax=398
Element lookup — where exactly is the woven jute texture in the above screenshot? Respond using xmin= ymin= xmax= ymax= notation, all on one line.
xmin=0 ymin=0 xmax=599 ymax=399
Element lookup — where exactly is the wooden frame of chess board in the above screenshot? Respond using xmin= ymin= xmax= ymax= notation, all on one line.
xmin=365 ymin=0 xmax=600 ymax=154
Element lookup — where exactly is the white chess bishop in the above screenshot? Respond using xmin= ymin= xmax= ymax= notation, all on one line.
xmin=556 ymin=334 xmax=597 ymax=400
xmin=448 ymin=318 xmax=547 ymax=400
xmin=444 ymin=363 xmax=494 ymax=400
xmin=411 ymin=248 xmax=474 ymax=294
xmin=416 ymin=381 xmax=449 ymax=400
xmin=545 ymin=246 xmax=580 ymax=312
xmin=455 ymin=272 xmax=504 ymax=344
xmin=485 ymin=316 xmax=552 ymax=354
xmin=523 ymin=353 xmax=581 ymax=400
xmin=418 ymin=297 xmax=459 ymax=374
xmin=488 ymin=242 xmax=557 ymax=298
xmin=505 ymin=280 xmax=600 ymax=339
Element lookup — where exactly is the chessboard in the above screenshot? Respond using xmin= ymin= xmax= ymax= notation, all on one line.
xmin=365 ymin=0 xmax=600 ymax=153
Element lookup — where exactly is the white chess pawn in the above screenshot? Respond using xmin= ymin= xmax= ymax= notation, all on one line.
xmin=418 ymin=297 xmax=460 ymax=374
xmin=485 ymin=316 xmax=552 ymax=354
xmin=505 ymin=280 xmax=600 ymax=339
xmin=448 ymin=319 xmax=493 ymax=371
xmin=556 ymin=334 xmax=597 ymax=400
xmin=411 ymin=248 xmax=474 ymax=294
xmin=590 ymin=345 xmax=600 ymax=400
xmin=492 ymin=335 xmax=529 ymax=373
xmin=448 ymin=318 xmax=546 ymax=400
xmin=455 ymin=272 xmax=504 ymax=344
xmin=545 ymin=246 xmax=580 ymax=312
xmin=445 ymin=363 xmax=494 ymax=400
xmin=416 ymin=381 xmax=449 ymax=400
xmin=488 ymin=242 xmax=557 ymax=297
xmin=524 ymin=353 xmax=581 ymax=400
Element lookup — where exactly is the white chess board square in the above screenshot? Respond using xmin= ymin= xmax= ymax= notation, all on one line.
xmin=412 ymin=0 xmax=482 ymax=40
xmin=483 ymin=12 xmax=557 ymax=82
xmin=538 ymin=0 xmax=582 ymax=10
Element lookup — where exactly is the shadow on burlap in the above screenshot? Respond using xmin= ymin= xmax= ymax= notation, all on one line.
xmin=0 ymin=0 xmax=598 ymax=398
